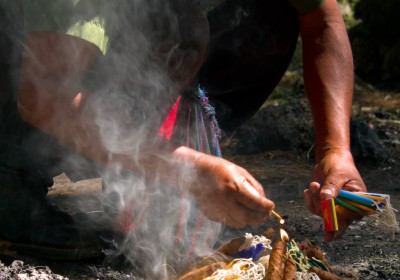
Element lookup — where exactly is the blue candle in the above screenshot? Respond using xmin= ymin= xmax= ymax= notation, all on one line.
xmin=338 ymin=190 xmax=375 ymax=206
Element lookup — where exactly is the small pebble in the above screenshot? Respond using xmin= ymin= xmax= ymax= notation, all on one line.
xmin=354 ymin=235 xmax=362 ymax=240
xmin=359 ymin=221 xmax=367 ymax=227
xmin=370 ymin=271 xmax=379 ymax=277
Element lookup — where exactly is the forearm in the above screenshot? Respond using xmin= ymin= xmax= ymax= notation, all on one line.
xmin=299 ymin=0 xmax=354 ymax=162
xmin=19 ymin=89 xmax=207 ymax=190
xmin=15 ymin=31 xmax=193 ymax=187
xmin=19 ymin=94 xmax=176 ymax=179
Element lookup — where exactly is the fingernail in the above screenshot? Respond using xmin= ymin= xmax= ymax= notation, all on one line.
xmin=321 ymin=189 xmax=333 ymax=197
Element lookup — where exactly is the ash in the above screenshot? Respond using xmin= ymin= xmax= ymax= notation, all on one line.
xmin=0 ymin=260 xmax=66 ymax=280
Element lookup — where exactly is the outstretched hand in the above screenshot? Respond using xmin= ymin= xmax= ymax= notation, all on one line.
xmin=303 ymin=148 xmax=367 ymax=241
xmin=189 ymin=153 xmax=275 ymax=228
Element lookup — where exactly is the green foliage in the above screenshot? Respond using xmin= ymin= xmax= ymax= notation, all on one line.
xmin=338 ymin=0 xmax=360 ymax=29
xmin=287 ymin=38 xmax=303 ymax=72
xmin=349 ymin=0 xmax=400 ymax=90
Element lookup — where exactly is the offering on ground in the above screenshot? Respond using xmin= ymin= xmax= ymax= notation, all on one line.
xmin=178 ymin=228 xmax=343 ymax=280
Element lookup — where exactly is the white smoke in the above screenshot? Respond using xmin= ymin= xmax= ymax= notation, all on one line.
xmin=20 ymin=0 xmax=224 ymax=279
xmin=9 ymin=0 xmax=228 ymax=277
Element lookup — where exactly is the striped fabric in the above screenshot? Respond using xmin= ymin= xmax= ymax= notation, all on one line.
xmin=112 ymin=86 xmax=223 ymax=267
xmin=171 ymin=86 xmax=222 ymax=257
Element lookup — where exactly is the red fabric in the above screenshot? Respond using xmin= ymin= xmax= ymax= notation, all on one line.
xmin=157 ymin=96 xmax=181 ymax=140
xmin=113 ymin=97 xmax=181 ymax=234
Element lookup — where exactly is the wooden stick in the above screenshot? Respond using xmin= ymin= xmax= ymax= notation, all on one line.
xmin=272 ymin=210 xmax=285 ymax=224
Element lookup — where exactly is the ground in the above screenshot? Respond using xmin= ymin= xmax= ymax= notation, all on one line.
xmin=0 ymin=78 xmax=399 ymax=279
xmin=223 ymin=150 xmax=400 ymax=280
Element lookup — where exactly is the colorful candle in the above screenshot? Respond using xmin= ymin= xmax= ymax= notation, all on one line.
xmin=338 ymin=190 xmax=375 ymax=206
xmin=321 ymin=199 xmax=339 ymax=231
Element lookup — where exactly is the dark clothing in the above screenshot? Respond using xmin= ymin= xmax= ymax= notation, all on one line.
xmin=0 ymin=0 xmax=299 ymax=268
xmin=200 ymin=0 xmax=299 ymax=131
xmin=0 ymin=0 xmax=298 ymax=189
xmin=0 ymin=3 xmax=61 ymax=194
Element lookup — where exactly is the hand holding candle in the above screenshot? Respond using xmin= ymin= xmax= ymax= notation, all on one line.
xmin=304 ymin=149 xmax=368 ymax=241
xmin=320 ymin=190 xmax=393 ymax=236
xmin=185 ymin=151 xmax=275 ymax=228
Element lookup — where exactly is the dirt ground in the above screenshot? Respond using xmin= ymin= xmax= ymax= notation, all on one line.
xmin=0 ymin=80 xmax=399 ymax=279
xmin=224 ymin=150 xmax=400 ymax=280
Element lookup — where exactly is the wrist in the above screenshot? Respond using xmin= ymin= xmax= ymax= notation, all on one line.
xmin=172 ymin=146 xmax=210 ymax=189
xmin=315 ymin=145 xmax=352 ymax=163
xmin=174 ymin=146 xmax=203 ymax=162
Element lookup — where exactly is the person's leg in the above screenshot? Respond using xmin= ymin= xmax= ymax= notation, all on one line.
xmin=0 ymin=116 xmax=105 ymax=260
xmin=198 ymin=0 xmax=299 ymax=132
xmin=0 ymin=111 xmax=105 ymax=260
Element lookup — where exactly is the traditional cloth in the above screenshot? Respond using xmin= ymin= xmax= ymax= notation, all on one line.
xmin=171 ymin=86 xmax=223 ymax=252
xmin=103 ymin=86 xmax=224 ymax=278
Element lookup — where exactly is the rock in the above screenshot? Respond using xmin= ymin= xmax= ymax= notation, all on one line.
xmin=350 ymin=120 xmax=390 ymax=164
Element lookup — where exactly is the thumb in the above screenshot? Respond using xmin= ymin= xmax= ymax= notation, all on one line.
xmin=320 ymin=176 xmax=342 ymax=200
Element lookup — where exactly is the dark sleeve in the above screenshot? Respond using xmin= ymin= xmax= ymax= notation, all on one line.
xmin=288 ymin=0 xmax=325 ymax=15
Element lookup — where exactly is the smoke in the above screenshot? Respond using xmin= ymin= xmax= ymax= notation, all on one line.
xmin=15 ymin=0 xmax=223 ymax=278
xmin=85 ymin=2 xmax=223 ymax=278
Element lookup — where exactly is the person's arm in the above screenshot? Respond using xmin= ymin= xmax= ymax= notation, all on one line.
xmin=17 ymin=31 xmax=274 ymax=229
xmin=298 ymin=0 xmax=367 ymax=241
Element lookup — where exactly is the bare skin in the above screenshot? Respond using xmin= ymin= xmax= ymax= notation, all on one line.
xmin=299 ymin=0 xmax=367 ymax=241
xmin=174 ymin=147 xmax=274 ymax=228
xmin=18 ymin=31 xmax=274 ymax=230
xmin=16 ymin=0 xmax=366 ymax=235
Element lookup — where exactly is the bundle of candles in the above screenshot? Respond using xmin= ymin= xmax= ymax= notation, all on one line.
xmin=178 ymin=227 xmax=342 ymax=280
xmin=321 ymin=190 xmax=399 ymax=234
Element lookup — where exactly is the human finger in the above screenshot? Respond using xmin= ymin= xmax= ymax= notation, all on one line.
xmin=244 ymin=175 xmax=267 ymax=197
xmin=309 ymin=181 xmax=321 ymax=192
xmin=231 ymin=204 xmax=272 ymax=227
xmin=199 ymin=200 xmax=268 ymax=228
xmin=303 ymin=188 xmax=320 ymax=216
xmin=319 ymin=174 xmax=343 ymax=200
xmin=304 ymin=182 xmax=322 ymax=215
xmin=235 ymin=179 xmax=274 ymax=212
xmin=320 ymin=172 xmax=367 ymax=200
xmin=324 ymin=205 xmax=363 ymax=241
